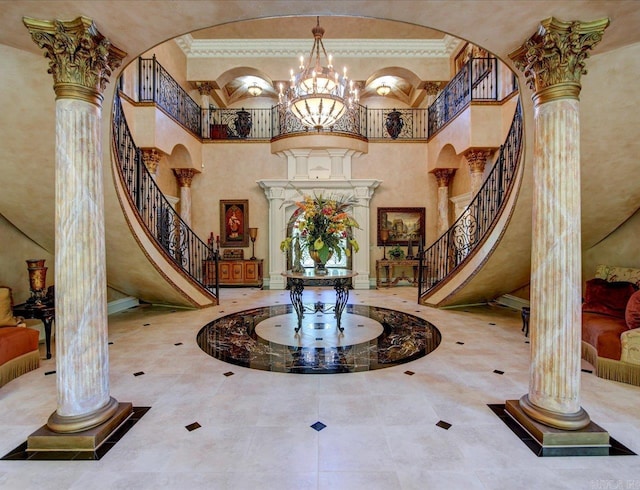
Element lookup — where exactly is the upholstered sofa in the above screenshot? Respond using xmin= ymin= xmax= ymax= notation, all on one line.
xmin=0 ymin=286 xmax=40 ymax=387
xmin=581 ymin=265 xmax=640 ymax=386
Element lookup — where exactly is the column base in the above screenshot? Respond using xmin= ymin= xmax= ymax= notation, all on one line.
xmin=519 ymin=394 xmax=590 ymax=430
xmin=27 ymin=402 xmax=133 ymax=452
xmin=505 ymin=399 xmax=609 ymax=456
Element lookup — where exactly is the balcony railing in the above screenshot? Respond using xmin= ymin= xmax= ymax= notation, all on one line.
xmin=418 ymin=99 xmax=523 ymax=299
xmin=138 ymin=56 xmax=202 ymax=136
xmin=137 ymin=56 xmax=508 ymax=143
xmin=112 ymin=91 xmax=219 ymax=298
xmin=428 ymin=57 xmax=501 ymax=136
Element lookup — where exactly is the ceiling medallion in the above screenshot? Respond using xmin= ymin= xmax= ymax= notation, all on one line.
xmin=279 ymin=17 xmax=358 ymax=131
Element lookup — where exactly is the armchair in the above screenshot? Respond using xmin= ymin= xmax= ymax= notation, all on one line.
xmin=0 ymin=286 xmax=40 ymax=387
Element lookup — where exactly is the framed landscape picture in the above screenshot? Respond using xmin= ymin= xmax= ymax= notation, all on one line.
xmin=377 ymin=207 xmax=425 ymax=246
xmin=220 ymin=199 xmax=249 ymax=247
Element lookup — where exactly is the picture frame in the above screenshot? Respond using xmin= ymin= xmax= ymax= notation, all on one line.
xmin=377 ymin=207 xmax=425 ymax=246
xmin=220 ymin=199 xmax=249 ymax=247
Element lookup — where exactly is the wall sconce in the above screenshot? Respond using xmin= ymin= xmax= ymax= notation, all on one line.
xmin=376 ymin=83 xmax=391 ymax=96
xmin=249 ymin=227 xmax=258 ymax=260
xmin=247 ymin=83 xmax=263 ymax=97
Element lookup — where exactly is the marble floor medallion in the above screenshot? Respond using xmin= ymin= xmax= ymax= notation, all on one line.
xmin=196 ymin=304 xmax=441 ymax=373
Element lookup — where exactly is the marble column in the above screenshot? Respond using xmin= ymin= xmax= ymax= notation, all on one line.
xmin=173 ymin=168 xmax=199 ymax=227
xmin=196 ymin=82 xmax=215 ymax=138
xmin=431 ymin=169 xmax=456 ymax=236
xmin=509 ymin=17 xmax=609 ymax=430
xmin=141 ymin=147 xmax=162 ymax=180
xmin=24 ymin=16 xmax=127 ymax=434
xmin=464 ymin=148 xmax=493 ymax=196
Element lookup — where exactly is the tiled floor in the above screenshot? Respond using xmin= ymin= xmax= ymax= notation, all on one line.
xmin=1 ymin=287 xmax=639 ymax=489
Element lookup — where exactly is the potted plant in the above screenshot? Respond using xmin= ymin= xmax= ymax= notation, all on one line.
xmin=280 ymin=194 xmax=360 ymax=274
xmin=389 ymin=245 xmax=405 ymax=260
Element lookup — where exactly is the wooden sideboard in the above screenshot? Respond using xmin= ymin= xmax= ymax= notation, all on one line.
xmin=376 ymin=259 xmax=420 ymax=288
xmin=218 ymin=259 xmax=263 ymax=287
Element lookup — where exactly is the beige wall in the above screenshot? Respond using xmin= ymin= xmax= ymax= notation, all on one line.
xmin=0 ymin=214 xmax=54 ymax=304
xmin=191 ymin=143 xmax=284 ymax=264
xmin=188 ymin=140 xmax=439 ymax=276
xmin=583 ymin=207 xmax=640 ymax=282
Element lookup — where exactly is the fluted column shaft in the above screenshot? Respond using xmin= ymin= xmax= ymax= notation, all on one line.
xmin=55 ymin=98 xmax=110 ymax=417
xmin=529 ymin=98 xmax=582 ymax=414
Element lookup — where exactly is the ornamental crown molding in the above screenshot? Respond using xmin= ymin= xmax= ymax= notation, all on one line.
xmin=175 ymin=34 xmax=460 ymax=59
xmin=509 ymin=17 xmax=609 ymax=96
xmin=23 ymin=16 xmax=126 ymax=104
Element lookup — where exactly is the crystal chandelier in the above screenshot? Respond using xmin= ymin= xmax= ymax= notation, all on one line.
xmin=279 ymin=17 xmax=358 ymax=131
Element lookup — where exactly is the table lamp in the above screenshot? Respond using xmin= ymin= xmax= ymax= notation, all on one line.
xmin=249 ymin=227 xmax=258 ymax=260
xmin=380 ymin=229 xmax=389 ymax=260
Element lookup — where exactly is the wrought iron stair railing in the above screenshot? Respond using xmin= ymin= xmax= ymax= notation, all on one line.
xmin=418 ymin=99 xmax=523 ymax=300
xmin=112 ymin=91 xmax=219 ymax=298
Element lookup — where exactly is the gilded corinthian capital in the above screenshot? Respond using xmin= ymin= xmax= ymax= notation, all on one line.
xmin=509 ymin=17 xmax=609 ymax=102
xmin=23 ymin=16 xmax=127 ymax=106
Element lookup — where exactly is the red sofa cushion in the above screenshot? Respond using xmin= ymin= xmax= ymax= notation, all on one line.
xmin=626 ymin=290 xmax=640 ymax=330
xmin=582 ymin=312 xmax=629 ymax=360
xmin=0 ymin=327 xmax=40 ymax=365
xmin=583 ymin=278 xmax=638 ymax=318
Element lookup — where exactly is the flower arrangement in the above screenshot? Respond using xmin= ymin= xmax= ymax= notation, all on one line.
xmin=280 ymin=194 xmax=360 ymax=268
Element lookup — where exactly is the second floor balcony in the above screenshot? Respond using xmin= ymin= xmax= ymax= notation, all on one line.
xmin=136 ymin=55 xmax=517 ymax=144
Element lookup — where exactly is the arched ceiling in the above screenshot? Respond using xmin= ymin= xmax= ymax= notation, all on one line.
xmin=173 ymin=16 xmax=460 ymax=107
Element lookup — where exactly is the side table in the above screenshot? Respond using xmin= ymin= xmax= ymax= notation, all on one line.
xmin=282 ymin=269 xmax=357 ymax=332
xmin=13 ymin=303 xmax=55 ymax=359
xmin=376 ymin=259 xmax=420 ymax=288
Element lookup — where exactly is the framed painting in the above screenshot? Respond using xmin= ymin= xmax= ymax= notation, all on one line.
xmin=220 ymin=199 xmax=249 ymax=247
xmin=377 ymin=207 xmax=425 ymax=246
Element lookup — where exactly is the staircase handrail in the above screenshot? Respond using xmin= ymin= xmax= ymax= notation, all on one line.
xmin=112 ymin=91 xmax=219 ymax=298
xmin=418 ymin=99 xmax=523 ymax=300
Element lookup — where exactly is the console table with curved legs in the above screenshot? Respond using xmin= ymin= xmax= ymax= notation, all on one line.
xmin=282 ymin=269 xmax=357 ymax=333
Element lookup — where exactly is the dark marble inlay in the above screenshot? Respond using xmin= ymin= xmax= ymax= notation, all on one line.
xmin=223 ymin=371 xmax=234 ymax=377
xmin=404 ymin=371 xmax=415 ymax=376
xmin=456 ymin=341 xmax=465 ymax=345
xmin=488 ymin=404 xmax=636 ymax=457
xmin=185 ymin=422 xmax=201 ymax=431
xmin=493 ymin=370 xmax=504 ymax=375
xmin=311 ymin=421 xmax=327 ymax=431
xmin=44 ymin=370 xmax=56 ymax=376
xmin=581 ymin=369 xmax=593 ymax=374
xmin=133 ymin=371 xmax=144 ymax=376
xmin=196 ymin=304 xmax=441 ymax=374
xmin=174 ymin=342 xmax=183 ymax=346
xmin=436 ymin=420 xmax=452 ymax=430
xmin=1 ymin=407 xmax=150 ymax=461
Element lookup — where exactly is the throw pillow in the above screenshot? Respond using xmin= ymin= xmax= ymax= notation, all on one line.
xmin=626 ymin=290 xmax=640 ymax=330
xmin=583 ymin=278 xmax=638 ymax=318
xmin=0 ymin=286 xmax=19 ymax=326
